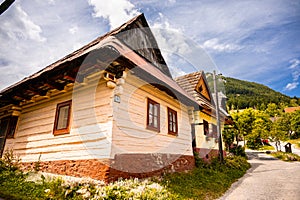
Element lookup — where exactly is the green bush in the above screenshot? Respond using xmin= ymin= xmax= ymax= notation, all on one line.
xmin=229 ymin=145 xmax=246 ymax=157
xmin=224 ymin=156 xmax=250 ymax=170
xmin=246 ymin=138 xmax=262 ymax=149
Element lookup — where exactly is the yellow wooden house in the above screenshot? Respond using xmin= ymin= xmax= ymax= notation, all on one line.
xmin=0 ymin=14 xmax=203 ymax=182
xmin=176 ymin=71 xmax=226 ymax=160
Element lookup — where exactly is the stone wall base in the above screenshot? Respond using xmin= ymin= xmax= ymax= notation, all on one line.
xmin=194 ymin=148 xmax=226 ymax=162
xmin=20 ymin=154 xmax=195 ymax=183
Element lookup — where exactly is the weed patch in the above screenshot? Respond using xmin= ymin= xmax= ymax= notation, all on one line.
xmin=271 ymin=151 xmax=300 ymax=162
xmin=161 ymin=156 xmax=250 ymax=200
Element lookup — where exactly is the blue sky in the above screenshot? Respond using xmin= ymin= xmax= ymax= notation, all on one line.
xmin=0 ymin=0 xmax=299 ymax=97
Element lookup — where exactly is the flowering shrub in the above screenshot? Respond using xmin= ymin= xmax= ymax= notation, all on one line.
xmin=40 ymin=177 xmax=176 ymax=200
xmin=91 ymin=178 xmax=175 ymax=200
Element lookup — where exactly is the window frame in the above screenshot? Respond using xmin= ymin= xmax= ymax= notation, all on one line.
xmin=53 ymin=100 xmax=72 ymax=136
xmin=146 ymin=98 xmax=160 ymax=132
xmin=167 ymin=107 xmax=178 ymax=136
xmin=0 ymin=116 xmax=18 ymax=157
xmin=0 ymin=116 xmax=18 ymax=139
xmin=203 ymin=120 xmax=209 ymax=135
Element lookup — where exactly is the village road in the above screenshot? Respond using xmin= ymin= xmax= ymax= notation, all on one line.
xmin=219 ymin=151 xmax=300 ymax=200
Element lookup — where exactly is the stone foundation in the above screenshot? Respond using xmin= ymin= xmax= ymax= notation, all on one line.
xmin=20 ymin=154 xmax=195 ymax=183
xmin=21 ymin=159 xmax=111 ymax=181
xmin=194 ymin=148 xmax=226 ymax=162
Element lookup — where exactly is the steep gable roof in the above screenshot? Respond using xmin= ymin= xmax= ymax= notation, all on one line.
xmin=1 ymin=14 xmax=170 ymax=94
xmin=175 ymin=71 xmax=213 ymax=110
xmin=0 ymin=14 xmax=199 ymax=108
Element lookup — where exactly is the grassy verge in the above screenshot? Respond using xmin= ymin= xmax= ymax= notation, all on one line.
xmin=1 ymin=155 xmax=250 ymax=200
xmin=271 ymin=151 xmax=300 ymax=162
xmin=161 ymin=156 xmax=250 ymax=200
xmin=258 ymin=145 xmax=275 ymax=151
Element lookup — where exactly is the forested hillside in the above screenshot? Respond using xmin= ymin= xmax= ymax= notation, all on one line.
xmin=224 ymin=77 xmax=299 ymax=110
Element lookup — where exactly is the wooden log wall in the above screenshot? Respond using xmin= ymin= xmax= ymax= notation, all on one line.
xmin=111 ymin=72 xmax=193 ymax=157
xmin=4 ymin=76 xmax=114 ymax=163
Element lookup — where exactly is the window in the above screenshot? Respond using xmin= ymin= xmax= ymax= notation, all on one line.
xmin=147 ymin=98 xmax=160 ymax=131
xmin=0 ymin=116 xmax=18 ymax=139
xmin=53 ymin=100 xmax=72 ymax=135
xmin=0 ymin=116 xmax=18 ymax=156
xmin=167 ymin=107 xmax=178 ymax=136
xmin=203 ymin=120 xmax=209 ymax=135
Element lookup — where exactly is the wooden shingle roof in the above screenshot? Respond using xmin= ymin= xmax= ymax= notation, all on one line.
xmin=175 ymin=71 xmax=214 ymax=111
xmin=0 ymin=14 xmax=199 ymax=108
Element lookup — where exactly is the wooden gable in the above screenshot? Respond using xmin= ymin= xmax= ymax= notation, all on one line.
xmin=0 ymin=14 xmax=175 ymax=108
xmin=194 ymin=72 xmax=212 ymax=102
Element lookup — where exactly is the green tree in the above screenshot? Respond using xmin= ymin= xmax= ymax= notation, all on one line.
xmin=231 ymin=108 xmax=255 ymax=146
xmin=259 ymin=103 xmax=266 ymax=110
xmin=265 ymin=103 xmax=281 ymax=117
xmin=270 ymin=113 xmax=291 ymax=151
xmin=291 ymin=110 xmax=300 ymax=138
xmin=247 ymin=111 xmax=272 ymax=149
xmin=290 ymin=99 xmax=299 ymax=107
xmin=222 ymin=125 xmax=236 ymax=150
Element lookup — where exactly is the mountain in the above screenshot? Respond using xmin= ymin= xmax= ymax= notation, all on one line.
xmin=224 ymin=77 xmax=299 ymax=110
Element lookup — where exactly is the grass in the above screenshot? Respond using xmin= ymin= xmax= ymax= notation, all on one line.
xmin=258 ymin=145 xmax=275 ymax=151
xmin=0 ymin=153 xmax=250 ymax=200
xmin=288 ymin=138 xmax=300 ymax=149
xmin=161 ymin=156 xmax=250 ymax=200
xmin=271 ymin=151 xmax=300 ymax=162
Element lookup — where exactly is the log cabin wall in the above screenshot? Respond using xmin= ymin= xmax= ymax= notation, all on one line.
xmin=110 ymin=71 xmax=194 ymax=174
xmin=4 ymin=76 xmax=114 ymax=163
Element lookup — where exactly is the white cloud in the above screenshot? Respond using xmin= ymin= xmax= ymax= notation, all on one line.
xmin=285 ymin=82 xmax=299 ymax=91
xmin=292 ymin=70 xmax=300 ymax=82
xmin=0 ymin=0 xmax=108 ymax=91
xmin=47 ymin=0 xmax=56 ymax=5
xmin=202 ymin=38 xmax=241 ymax=52
xmin=69 ymin=25 xmax=79 ymax=34
xmin=289 ymin=59 xmax=300 ymax=69
xmin=87 ymin=0 xmax=140 ymax=29
xmin=289 ymin=58 xmax=300 ymax=82
xmin=149 ymin=13 xmax=220 ymax=77
xmin=2 ymin=4 xmax=46 ymax=42
xmin=284 ymin=58 xmax=300 ymax=91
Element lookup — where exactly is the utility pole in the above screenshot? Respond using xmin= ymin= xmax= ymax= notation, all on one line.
xmin=213 ymin=70 xmax=224 ymax=163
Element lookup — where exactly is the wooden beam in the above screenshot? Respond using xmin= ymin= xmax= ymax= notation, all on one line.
xmin=63 ymin=75 xmax=75 ymax=82
xmin=44 ymin=82 xmax=65 ymax=91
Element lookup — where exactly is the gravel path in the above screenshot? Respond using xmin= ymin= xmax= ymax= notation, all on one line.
xmin=219 ymin=151 xmax=300 ymax=200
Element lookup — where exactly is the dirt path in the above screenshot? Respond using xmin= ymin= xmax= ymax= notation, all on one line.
xmin=219 ymin=151 xmax=300 ymax=200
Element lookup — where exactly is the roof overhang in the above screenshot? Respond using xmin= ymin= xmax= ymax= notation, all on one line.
xmin=0 ymin=36 xmax=200 ymax=109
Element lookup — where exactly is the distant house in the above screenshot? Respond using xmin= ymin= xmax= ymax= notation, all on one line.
xmin=175 ymin=71 xmax=227 ymax=160
xmin=0 ymin=14 xmax=204 ymax=182
xmin=284 ymin=106 xmax=300 ymax=113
